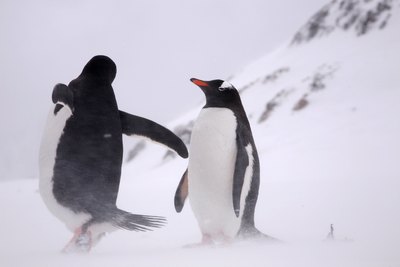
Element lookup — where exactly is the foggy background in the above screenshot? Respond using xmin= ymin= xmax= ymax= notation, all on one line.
xmin=0 ymin=0 xmax=326 ymax=180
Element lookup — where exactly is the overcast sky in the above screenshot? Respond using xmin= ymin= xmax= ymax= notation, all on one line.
xmin=0 ymin=0 xmax=327 ymax=179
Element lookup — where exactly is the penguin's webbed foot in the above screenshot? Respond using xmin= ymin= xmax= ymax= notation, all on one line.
xmin=183 ymin=234 xmax=232 ymax=248
xmin=183 ymin=234 xmax=213 ymax=248
xmin=75 ymin=231 xmax=92 ymax=250
xmin=62 ymin=228 xmax=92 ymax=253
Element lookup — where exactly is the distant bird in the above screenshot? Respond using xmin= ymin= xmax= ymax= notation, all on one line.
xmin=174 ymin=78 xmax=276 ymax=246
xmin=326 ymin=224 xmax=335 ymax=240
xmin=39 ymin=55 xmax=188 ymax=252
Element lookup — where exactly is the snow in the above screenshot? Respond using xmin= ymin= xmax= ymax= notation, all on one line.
xmin=1 ymin=179 xmax=399 ymax=267
xmin=2 ymin=1 xmax=400 ymax=266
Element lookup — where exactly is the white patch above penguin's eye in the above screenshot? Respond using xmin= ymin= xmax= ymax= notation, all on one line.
xmin=218 ymin=81 xmax=234 ymax=91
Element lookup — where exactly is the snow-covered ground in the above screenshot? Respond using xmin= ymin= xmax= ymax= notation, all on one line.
xmin=2 ymin=0 xmax=400 ymax=266
xmin=0 ymin=176 xmax=400 ymax=267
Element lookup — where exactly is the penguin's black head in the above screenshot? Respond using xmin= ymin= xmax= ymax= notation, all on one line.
xmin=80 ymin=55 xmax=117 ymax=83
xmin=190 ymin=78 xmax=241 ymax=107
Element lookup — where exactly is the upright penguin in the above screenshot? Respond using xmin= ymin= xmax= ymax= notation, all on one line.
xmin=174 ymin=78 xmax=274 ymax=245
xmin=39 ymin=55 xmax=188 ymax=252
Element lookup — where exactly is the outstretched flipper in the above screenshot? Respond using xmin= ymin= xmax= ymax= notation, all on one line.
xmin=174 ymin=169 xmax=188 ymax=212
xmin=232 ymin=124 xmax=251 ymax=217
xmin=119 ymin=111 xmax=188 ymax=158
xmin=52 ymin=83 xmax=74 ymax=114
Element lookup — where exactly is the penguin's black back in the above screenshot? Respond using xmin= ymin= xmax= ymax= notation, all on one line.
xmin=223 ymin=94 xmax=260 ymax=232
xmin=52 ymin=56 xmax=123 ymax=216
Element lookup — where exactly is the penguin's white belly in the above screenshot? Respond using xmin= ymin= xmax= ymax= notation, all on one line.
xmin=188 ymin=108 xmax=241 ymax=238
xmin=39 ymin=106 xmax=90 ymax=231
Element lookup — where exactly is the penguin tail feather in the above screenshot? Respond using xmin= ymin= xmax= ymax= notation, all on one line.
xmin=111 ymin=209 xmax=167 ymax=232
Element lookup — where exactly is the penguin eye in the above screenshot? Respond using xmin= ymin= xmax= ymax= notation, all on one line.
xmin=218 ymin=81 xmax=234 ymax=91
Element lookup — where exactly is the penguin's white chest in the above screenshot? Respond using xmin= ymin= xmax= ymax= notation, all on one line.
xmin=188 ymin=108 xmax=241 ymax=238
xmin=39 ymin=106 xmax=90 ymax=231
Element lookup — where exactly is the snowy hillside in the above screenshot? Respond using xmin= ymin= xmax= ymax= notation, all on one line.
xmin=292 ymin=0 xmax=395 ymax=44
xmin=2 ymin=0 xmax=400 ymax=266
xmin=125 ymin=0 xmax=400 ymax=259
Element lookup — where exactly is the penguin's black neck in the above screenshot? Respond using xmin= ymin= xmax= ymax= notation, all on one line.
xmin=204 ymin=95 xmax=251 ymax=128
xmin=204 ymin=92 xmax=241 ymax=109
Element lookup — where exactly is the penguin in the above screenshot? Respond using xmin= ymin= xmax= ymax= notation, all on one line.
xmin=174 ymin=78 xmax=275 ymax=245
xmin=39 ymin=55 xmax=188 ymax=252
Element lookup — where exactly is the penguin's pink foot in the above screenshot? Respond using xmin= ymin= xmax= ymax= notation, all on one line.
xmin=62 ymin=228 xmax=92 ymax=253
xmin=183 ymin=234 xmax=214 ymax=248
xmin=215 ymin=232 xmax=234 ymax=246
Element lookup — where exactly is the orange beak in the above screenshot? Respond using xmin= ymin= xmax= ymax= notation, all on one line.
xmin=190 ymin=78 xmax=209 ymax=87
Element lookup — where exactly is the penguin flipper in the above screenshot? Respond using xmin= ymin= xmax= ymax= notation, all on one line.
xmin=174 ymin=168 xmax=188 ymax=213
xmin=232 ymin=131 xmax=250 ymax=217
xmin=52 ymin=83 xmax=74 ymax=114
xmin=119 ymin=111 xmax=188 ymax=158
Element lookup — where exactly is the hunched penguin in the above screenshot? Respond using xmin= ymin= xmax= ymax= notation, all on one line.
xmin=174 ymin=78 xmax=275 ymax=245
xmin=39 ymin=55 xmax=188 ymax=252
